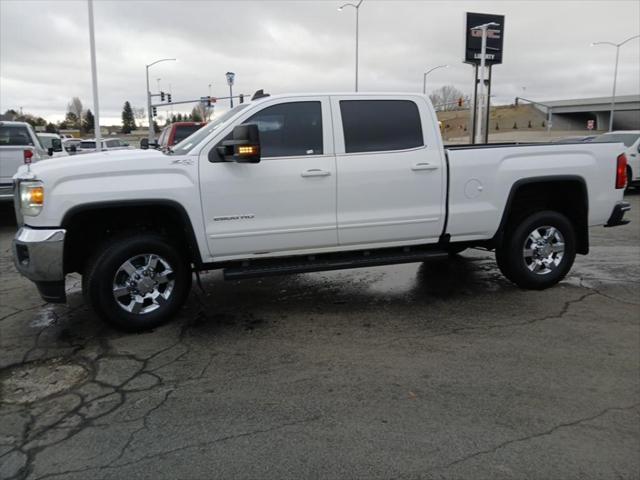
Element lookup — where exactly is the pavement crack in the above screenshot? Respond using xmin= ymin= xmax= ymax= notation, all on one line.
xmin=430 ymin=403 xmax=640 ymax=473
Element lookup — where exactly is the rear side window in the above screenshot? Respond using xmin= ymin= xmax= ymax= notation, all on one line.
xmin=244 ymin=101 xmax=323 ymax=158
xmin=0 ymin=125 xmax=33 ymax=146
xmin=340 ymin=100 xmax=423 ymax=153
xmin=174 ymin=125 xmax=204 ymax=144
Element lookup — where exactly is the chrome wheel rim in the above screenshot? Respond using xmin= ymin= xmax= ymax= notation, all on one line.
xmin=523 ymin=226 xmax=565 ymax=275
xmin=112 ymin=253 xmax=175 ymax=314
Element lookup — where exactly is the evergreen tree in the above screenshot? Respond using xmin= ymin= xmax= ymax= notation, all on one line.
xmin=45 ymin=123 xmax=58 ymax=133
xmin=121 ymin=101 xmax=136 ymax=134
xmin=191 ymin=107 xmax=203 ymax=122
xmin=83 ymin=109 xmax=95 ymax=134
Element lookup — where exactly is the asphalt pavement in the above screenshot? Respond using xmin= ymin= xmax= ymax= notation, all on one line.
xmin=1 ymin=193 xmax=639 ymax=480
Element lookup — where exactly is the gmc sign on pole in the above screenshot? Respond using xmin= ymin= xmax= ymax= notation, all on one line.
xmin=464 ymin=12 xmax=505 ymax=65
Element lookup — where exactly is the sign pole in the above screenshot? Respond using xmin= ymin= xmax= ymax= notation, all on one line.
xmin=475 ymin=26 xmax=487 ymax=144
xmin=483 ymin=65 xmax=492 ymax=144
xmin=470 ymin=64 xmax=478 ymax=144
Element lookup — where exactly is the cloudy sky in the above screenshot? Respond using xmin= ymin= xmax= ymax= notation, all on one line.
xmin=1 ymin=0 xmax=639 ymax=126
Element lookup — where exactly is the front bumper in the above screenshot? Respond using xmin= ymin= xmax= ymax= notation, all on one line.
xmin=0 ymin=184 xmax=13 ymax=202
xmin=12 ymin=227 xmax=67 ymax=303
xmin=605 ymin=201 xmax=631 ymax=227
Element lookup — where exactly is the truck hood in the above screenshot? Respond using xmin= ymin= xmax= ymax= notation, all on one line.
xmin=15 ymin=149 xmax=194 ymax=180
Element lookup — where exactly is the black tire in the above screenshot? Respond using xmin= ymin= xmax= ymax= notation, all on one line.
xmin=626 ymin=166 xmax=634 ymax=191
xmin=495 ymin=210 xmax=576 ymax=290
xmin=82 ymin=233 xmax=192 ymax=331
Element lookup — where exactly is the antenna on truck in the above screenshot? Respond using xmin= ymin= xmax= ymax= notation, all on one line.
xmin=251 ymin=89 xmax=270 ymax=101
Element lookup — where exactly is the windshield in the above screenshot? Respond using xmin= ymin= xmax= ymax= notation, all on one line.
xmin=170 ymin=104 xmax=250 ymax=155
xmin=37 ymin=135 xmax=55 ymax=149
xmin=591 ymin=133 xmax=639 ymax=147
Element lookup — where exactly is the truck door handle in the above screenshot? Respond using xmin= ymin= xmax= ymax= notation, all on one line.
xmin=301 ymin=169 xmax=331 ymax=177
xmin=411 ymin=162 xmax=439 ymax=171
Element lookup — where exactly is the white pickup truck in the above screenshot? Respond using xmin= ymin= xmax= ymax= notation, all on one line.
xmin=1 ymin=121 xmax=48 ymax=202
xmin=11 ymin=92 xmax=631 ymax=331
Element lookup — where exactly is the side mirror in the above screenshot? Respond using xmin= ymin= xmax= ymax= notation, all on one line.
xmin=47 ymin=147 xmax=54 ymax=156
xmin=140 ymin=138 xmax=149 ymax=150
xmin=216 ymin=124 xmax=261 ymax=163
xmin=52 ymin=139 xmax=63 ymax=152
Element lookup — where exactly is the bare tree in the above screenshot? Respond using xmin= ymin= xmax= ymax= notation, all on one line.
xmin=194 ymin=103 xmax=213 ymax=122
xmin=133 ymin=107 xmax=146 ymax=128
xmin=429 ymin=85 xmax=465 ymax=111
xmin=67 ymin=97 xmax=83 ymax=120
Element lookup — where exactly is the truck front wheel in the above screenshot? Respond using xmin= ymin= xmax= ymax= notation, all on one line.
xmin=82 ymin=233 xmax=192 ymax=331
xmin=496 ymin=211 xmax=576 ymax=290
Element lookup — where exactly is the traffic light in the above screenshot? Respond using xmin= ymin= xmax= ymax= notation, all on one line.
xmin=457 ymin=97 xmax=463 ymax=108
xmin=239 ymin=94 xmax=244 ymax=104
xmin=167 ymin=93 xmax=172 ymax=103
xmin=152 ymin=106 xmax=157 ymax=117
xmin=160 ymin=91 xmax=165 ymax=101
xmin=206 ymin=97 xmax=211 ymax=107
xmin=515 ymin=97 xmax=519 ymax=106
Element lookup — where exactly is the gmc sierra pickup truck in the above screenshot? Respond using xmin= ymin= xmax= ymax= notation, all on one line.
xmin=12 ymin=92 xmax=631 ymax=331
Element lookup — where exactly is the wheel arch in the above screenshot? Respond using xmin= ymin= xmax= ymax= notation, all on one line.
xmin=61 ymin=199 xmax=203 ymax=274
xmin=492 ymin=175 xmax=589 ymax=255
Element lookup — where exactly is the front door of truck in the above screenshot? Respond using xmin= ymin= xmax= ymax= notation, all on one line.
xmin=200 ymin=97 xmax=337 ymax=260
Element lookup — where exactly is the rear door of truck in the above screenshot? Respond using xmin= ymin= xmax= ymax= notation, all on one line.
xmin=330 ymin=95 xmax=446 ymax=246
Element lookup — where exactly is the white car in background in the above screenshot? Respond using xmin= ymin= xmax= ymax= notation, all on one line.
xmin=62 ymin=138 xmax=82 ymax=155
xmin=77 ymin=138 xmax=131 ymax=153
xmin=36 ymin=133 xmax=69 ymax=158
xmin=591 ymin=131 xmax=640 ymax=188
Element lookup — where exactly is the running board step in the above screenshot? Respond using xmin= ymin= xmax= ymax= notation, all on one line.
xmin=223 ymin=247 xmax=448 ymax=280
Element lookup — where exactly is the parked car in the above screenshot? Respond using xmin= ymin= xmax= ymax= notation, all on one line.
xmin=78 ymin=137 xmax=130 ymax=153
xmin=590 ymin=131 xmax=640 ymax=188
xmin=156 ymin=122 xmax=207 ymax=151
xmin=36 ymin=133 xmax=69 ymax=158
xmin=62 ymin=138 xmax=82 ymax=155
xmin=0 ymin=121 xmax=48 ymax=202
xmin=552 ymin=135 xmax=596 ymax=144
xmin=11 ymin=92 xmax=631 ymax=331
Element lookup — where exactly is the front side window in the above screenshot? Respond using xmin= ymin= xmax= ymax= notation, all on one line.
xmin=340 ymin=100 xmax=424 ymax=153
xmin=244 ymin=101 xmax=323 ymax=158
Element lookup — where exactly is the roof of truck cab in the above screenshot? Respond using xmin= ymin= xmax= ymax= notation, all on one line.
xmin=0 ymin=121 xmax=32 ymax=127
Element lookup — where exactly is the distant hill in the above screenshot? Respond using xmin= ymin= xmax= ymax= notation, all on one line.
xmin=436 ymin=104 xmax=548 ymax=140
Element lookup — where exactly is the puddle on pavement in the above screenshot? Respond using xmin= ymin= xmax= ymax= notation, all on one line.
xmin=0 ymin=358 xmax=88 ymax=404
xmin=30 ymin=306 xmax=59 ymax=328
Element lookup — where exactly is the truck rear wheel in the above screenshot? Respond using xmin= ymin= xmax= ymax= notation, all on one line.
xmin=496 ymin=210 xmax=576 ymax=290
xmin=82 ymin=233 xmax=192 ymax=331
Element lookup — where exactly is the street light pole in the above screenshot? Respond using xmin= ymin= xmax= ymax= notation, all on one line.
xmin=591 ymin=35 xmax=640 ymax=132
xmin=422 ymin=64 xmax=449 ymax=95
xmin=87 ymin=0 xmax=101 ymax=151
xmin=225 ymin=72 xmax=236 ymax=108
xmin=471 ymin=22 xmax=499 ymax=144
xmin=338 ymin=0 xmax=364 ymax=92
xmin=145 ymin=58 xmax=176 ymax=143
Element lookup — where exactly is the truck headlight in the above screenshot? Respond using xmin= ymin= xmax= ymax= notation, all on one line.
xmin=19 ymin=181 xmax=44 ymax=216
